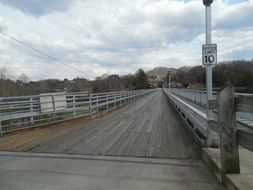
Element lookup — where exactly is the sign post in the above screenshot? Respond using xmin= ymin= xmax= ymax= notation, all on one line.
xmin=202 ymin=0 xmax=215 ymax=146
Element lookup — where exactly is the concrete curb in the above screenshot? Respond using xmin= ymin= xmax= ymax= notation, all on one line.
xmin=202 ymin=148 xmax=222 ymax=182
xmin=201 ymin=148 xmax=253 ymax=190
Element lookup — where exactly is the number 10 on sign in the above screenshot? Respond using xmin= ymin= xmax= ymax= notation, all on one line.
xmin=202 ymin=44 xmax=217 ymax=65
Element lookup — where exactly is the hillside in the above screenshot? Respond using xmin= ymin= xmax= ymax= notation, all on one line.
xmin=173 ymin=60 xmax=253 ymax=92
xmin=146 ymin=67 xmax=177 ymax=79
xmin=178 ymin=66 xmax=192 ymax=72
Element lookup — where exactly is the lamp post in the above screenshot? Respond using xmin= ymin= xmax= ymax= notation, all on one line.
xmin=203 ymin=0 xmax=213 ymax=146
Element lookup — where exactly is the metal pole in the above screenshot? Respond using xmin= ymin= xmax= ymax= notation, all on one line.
xmin=73 ymin=95 xmax=76 ymax=118
xmin=0 ymin=109 xmax=2 ymax=136
xmin=206 ymin=6 xmax=213 ymax=118
xmin=52 ymin=94 xmax=56 ymax=120
xmin=204 ymin=0 xmax=213 ymax=146
xmin=169 ymin=74 xmax=171 ymax=91
xmin=120 ymin=92 xmax=122 ymax=106
xmin=89 ymin=93 xmax=92 ymax=117
xmin=96 ymin=94 xmax=98 ymax=112
xmin=106 ymin=94 xmax=109 ymax=109
xmin=30 ymin=98 xmax=34 ymax=124
xmin=114 ymin=93 xmax=116 ymax=108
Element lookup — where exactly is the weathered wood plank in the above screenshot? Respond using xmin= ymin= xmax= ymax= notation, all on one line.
xmin=10 ymin=89 xmax=198 ymax=159
xmin=236 ymin=96 xmax=253 ymax=112
xmin=135 ymin=115 xmax=149 ymax=133
xmin=217 ymin=83 xmax=240 ymax=181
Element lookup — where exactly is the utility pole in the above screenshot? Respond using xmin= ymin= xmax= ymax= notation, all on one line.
xmin=203 ymin=0 xmax=214 ymax=146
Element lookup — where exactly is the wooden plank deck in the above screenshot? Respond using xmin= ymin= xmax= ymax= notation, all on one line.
xmin=10 ymin=89 xmax=198 ymax=159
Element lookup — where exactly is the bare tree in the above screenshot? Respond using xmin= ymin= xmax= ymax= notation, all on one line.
xmin=0 ymin=67 xmax=7 ymax=80
xmin=69 ymin=78 xmax=92 ymax=92
xmin=17 ymin=73 xmax=30 ymax=83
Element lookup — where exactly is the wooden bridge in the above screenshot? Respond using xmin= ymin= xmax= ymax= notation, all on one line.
xmin=0 ymin=88 xmax=252 ymax=190
xmin=6 ymin=89 xmax=196 ymax=158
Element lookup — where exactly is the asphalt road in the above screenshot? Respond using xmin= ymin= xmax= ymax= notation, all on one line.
xmin=0 ymin=151 xmax=224 ymax=190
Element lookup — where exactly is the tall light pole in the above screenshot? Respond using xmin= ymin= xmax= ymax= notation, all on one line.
xmin=203 ymin=0 xmax=214 ymax=146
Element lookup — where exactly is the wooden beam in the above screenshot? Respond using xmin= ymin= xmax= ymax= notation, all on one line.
xmin=217 ymin=83 xmax=240 ymax=183
xmin=236 ymin=96 xmax=253 ymax=112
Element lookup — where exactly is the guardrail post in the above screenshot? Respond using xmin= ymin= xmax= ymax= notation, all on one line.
xmin=30 ymin=97 xmax=34 ymax=124
xmin=73 ymin=95 xmax=76 ymax=118
xmin=89 ymin=93 xmax=92 ymax=117
xmin=52 ymin=94 xmax=55 ymax=111
xmin=106 ymin=94 xmax=109 ymax=109
xmin=131 ymin=91 xmax=133 ymax=102
xmin=218 ymin=83 xmax=240 ymax=182
xmin=52 ymin=94 xmax=56 ymax=120
xmin=0 ymin=110 xmax=2 ymax=136
xmin=96 ymin=94 xmax=98 ymax=112
xmin=114 ymin=94 xmax=116 ymax=108
xmin=120 ymin=92 xmax=122 ymax=106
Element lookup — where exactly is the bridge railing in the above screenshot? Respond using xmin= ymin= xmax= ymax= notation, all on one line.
xmin=164 ymin=87 xmax=253 ymax=148
xmin=163 ymin=88 xmax=209 ymax=144
xmin=0 ymin=89 xmax=155 ymax=135
xmin=170 ymin=88 xmax=253 ymax=128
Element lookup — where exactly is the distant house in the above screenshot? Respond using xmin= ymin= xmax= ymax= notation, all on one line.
xmin=167 ymin=81 xmax=182 ymax=88
xmin=148 ymin=75 xmax=164 ymax=88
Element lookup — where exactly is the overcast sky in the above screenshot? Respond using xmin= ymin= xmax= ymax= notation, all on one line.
xmin=0 ymin=0 xmax=252 ymax=80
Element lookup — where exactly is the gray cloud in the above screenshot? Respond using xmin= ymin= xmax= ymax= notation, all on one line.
xmin=228 ymin=48 xmax=253 ymax=60
xmin=0 ymin=0 xmax=75 ymax=16
xmin=0 ymin=0 xmax=252 ymax=80
xmin=215 ymin=5 xmax=253 ymax=29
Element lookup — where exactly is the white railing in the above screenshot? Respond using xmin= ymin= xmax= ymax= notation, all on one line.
xmin=170 ymin=88 xmax=216 ymax=107
xmin=0 ymin=89 xmax=155 ymax=135
xmin=170 ymin=88 xmax=253 ymax=128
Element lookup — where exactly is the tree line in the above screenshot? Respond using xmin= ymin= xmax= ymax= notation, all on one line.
xmin=168 ymin=60 xmax=253 ymax=92
xmin=0 ymin=68 xmax=150 ymax=97
xmin=1 ymin=60 xmax=252 ymax=97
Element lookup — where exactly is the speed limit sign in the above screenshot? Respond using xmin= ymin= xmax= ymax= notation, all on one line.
xmin=202 ymin=44 xmax=217 ymax=65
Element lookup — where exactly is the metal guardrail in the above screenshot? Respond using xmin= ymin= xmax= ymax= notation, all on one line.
xmin=0 ymin=89 xmax=155 ymax=135
xmin=170 ymin=88 xmax=253 ymax=128
xmin=164 ymin=88 xmax=253 ymax=151
xmin=163 ymin=88 xmax=209 ymax=145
